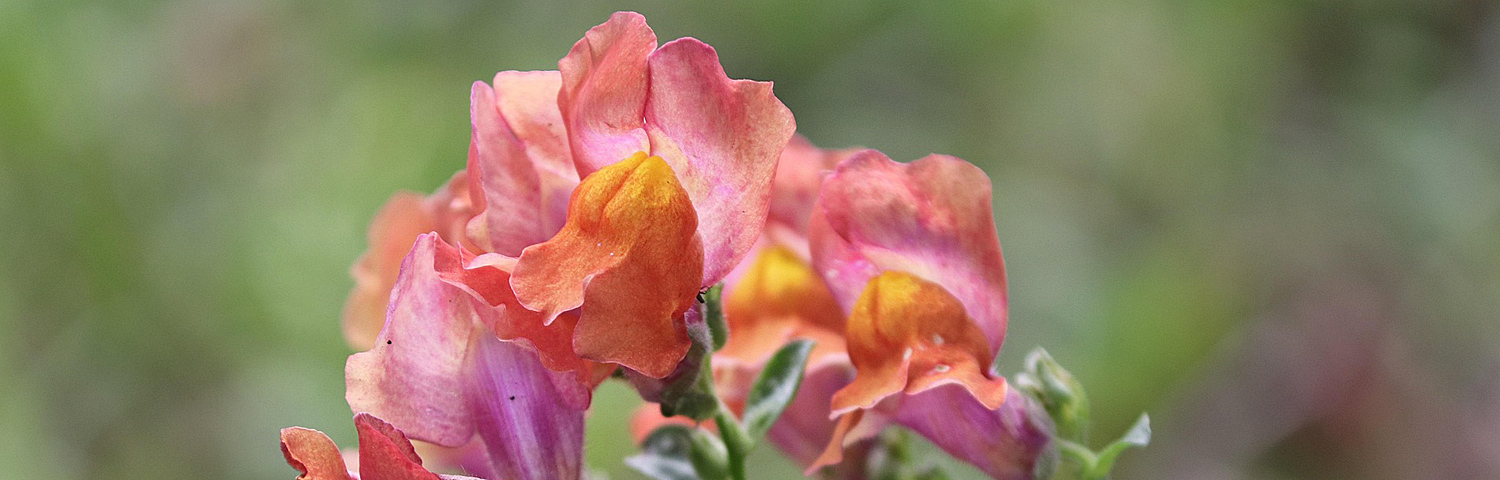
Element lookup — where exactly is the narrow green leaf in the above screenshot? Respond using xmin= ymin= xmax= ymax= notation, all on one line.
xmin=1086 ymin=413 xmax=1150 ymax=479
xmin=688 ymin=429 xmax=730 ymax=480
xmin=741 ymin=339 xmax=815 ymax=440
xmin=626 ymin=425 xmax=702 ymax=480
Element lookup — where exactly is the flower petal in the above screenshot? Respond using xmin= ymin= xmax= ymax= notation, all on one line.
xmin=344 ymin=173 xmax=474 ymax=350
xmin=894 ymin=386 xmax=1054 ymax=480
xmin=558 ymin=11 xmax=655 ymax=176
xmin=355 ymin=413 xmax=443 ymax=480
xmin=830 ymin=271 xmax=1006 ymax=416
xmin=810 ymin=150 xmax=1009 ymax=352
xmin=465 ymin=79 xmax=560 ymax=256
xmin=511 ymin=153 xmax=703 ymax=378
xmin=433 ymin=246 xmax=595 ymax=409
xmin=768 ymin=136 xmax=857 ymax=239
xmin=719 ymin=245 xmax=845 ymax=366
xmin=346 ymin=234 xmax=589 ymax=480
xmin=281 ymin=427 xmax=354 ymax=480
xmin=644 ymin=38 xmax=796 ymax=285
xmin=467 ymin=332 xmax=586 ymax=480
xmin=764 ymin=363 xmax=854 ymax=468
xmin=346 ymin=234 xmax=481 ymax=447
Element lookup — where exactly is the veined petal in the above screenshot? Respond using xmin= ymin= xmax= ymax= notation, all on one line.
xmin=511 ymin=153 xmax=703 ymax=378
xmin=558 ymin=11 xmax=655 ymax=176
xmin=346 ymin=234 xmax=480 ymax=446
xmin=645 ymin=37 xmax=796 ymax=285
xmin=467 ymin=332 xmax=585 ymax=480
xmin=344 ymin=172 xmax=474 ymax=351
xmin=281 ymin=427 xmax=354 ymax=480
xmin=810 ymin=151 xmax=1009 ymax=353
xmin=893 ymin=387 xmax=1054 ymax=480
xmin=830 ymin=271 xmax=1006 ymax=416
xmin=433 ymin=246 xmax=595 ymax=409
xmin=490 ymin=71 xmax=576 ymax=195
xmin=346 ymin=234 xmax=588 ymax=480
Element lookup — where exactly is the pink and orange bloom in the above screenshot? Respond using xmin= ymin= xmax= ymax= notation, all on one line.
xmin=288 ymin=11 xmax=1067 ymax=480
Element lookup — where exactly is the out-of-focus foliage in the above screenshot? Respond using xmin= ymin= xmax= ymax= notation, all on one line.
xmin=2 ymin=0 xmax=1498 ymax=479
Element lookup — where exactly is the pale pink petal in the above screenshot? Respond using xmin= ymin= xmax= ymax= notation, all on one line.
xmin=344 ymin=172 xmax=475 ymax=351
xmin=645 ymin=37 xmax=796 ymax=285
xmin=465 ymin=71 xmax=579 ymax=255
xmin=557 ymin=11 xmax=655 ymax=176
xmin=464 ymin=81 xmax=548 ymax=256
xmin=809 ymin=150 xmax=1009 ymax=353
xmin=346 ymin=234 xmax=480 ymax=446
xmin=768 ymin=136 xmax=858 ymax=238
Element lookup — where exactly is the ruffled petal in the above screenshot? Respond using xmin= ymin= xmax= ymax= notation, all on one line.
xmin=355 ymin=413 xmax=442 ymax=480
xmin=511 ymin=153 xmax=703 ymax=378
xmin=462 ymin=77 xmax=573 ymax=255
xmin=281 ymin=427 xmax=354 ymax=480
xmin=344 ymin=173 xmax=474 ymax=350
xmin=806 ymin=409 xmax=889 ymax=476
xmin=558 ymin=11 xmax=655 ymax=176
xmin=830 ymin=271 xmax=1006 ymax=416
xmin=810 ymin=151 xmax=1009 ymax=352
xmin=644 ymin=38 xmax=796 ymax=285
xmin=346 ymin=234 xmax=588 ymax=480
xmin=346 ymin=234 xmax=482 ymax=446
xmin=433 ymin=246 xmax=595 ymax=409
xmin=894 ymin=386 xmax=1054 ymax=480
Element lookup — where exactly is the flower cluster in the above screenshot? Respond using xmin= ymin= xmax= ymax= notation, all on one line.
xmin=283 ymin=11 xmax=1144 ymax=480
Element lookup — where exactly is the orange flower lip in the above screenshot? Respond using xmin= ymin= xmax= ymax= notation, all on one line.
xmin=830 ymin=270 xmax=1008 ymax=416
xmin=511 ymin=152 xmax=704 ymax=378
xmin=719 ymin=245 xmax=847 ymax=367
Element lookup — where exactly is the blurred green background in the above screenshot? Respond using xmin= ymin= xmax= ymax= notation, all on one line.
xmin=3 ymin=0 xmax=1499 ymax=479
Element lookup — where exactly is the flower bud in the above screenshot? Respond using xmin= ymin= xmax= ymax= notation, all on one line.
xmin=1015 ymin=347 xmax=1091 ymax=442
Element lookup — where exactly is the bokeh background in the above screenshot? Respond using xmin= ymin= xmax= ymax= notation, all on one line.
xmin=3 ymin=0 xmax=1499 ymax=479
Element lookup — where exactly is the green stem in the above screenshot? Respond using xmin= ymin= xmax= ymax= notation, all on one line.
xmin=714 ymin=404 xmax=751 ymax=480
xmin=696 ymin=346 xmax=751 ymax=480
xmin=1054 ymin=439 xmax=1101 ymax=480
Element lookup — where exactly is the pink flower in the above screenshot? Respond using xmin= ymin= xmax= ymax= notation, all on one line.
xmin=335 ymin=11 xmax=793 ymax=480
xmin=804 ymin=150 xmax=1053 ymax=479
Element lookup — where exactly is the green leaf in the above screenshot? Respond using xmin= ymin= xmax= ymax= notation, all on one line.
xmin=741 ymin=339 xmax=815 ymax=440
xmin=1086 ymin=413 xmax=1150 ymax=479
xmin=626 ymin=425 xmax=701 ymax=480
xmin=687 ymin=429 xmax=730 ymax=480
xmin=701 ymin=284 xmax=728 ymax=351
